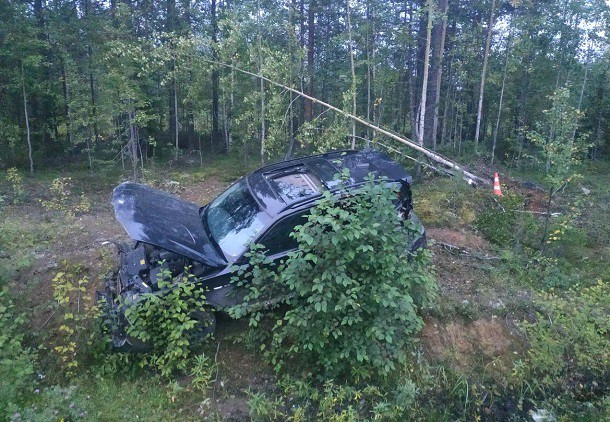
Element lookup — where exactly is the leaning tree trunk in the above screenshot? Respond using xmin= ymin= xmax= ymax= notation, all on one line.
xmin=474 ymin=0 xmax=496 ymax=149
xmin=207 ymin=59 xmax=491 ymax=185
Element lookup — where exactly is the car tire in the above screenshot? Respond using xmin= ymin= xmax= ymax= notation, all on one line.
xmin=190 ymin=308 xmax=217 ymax=346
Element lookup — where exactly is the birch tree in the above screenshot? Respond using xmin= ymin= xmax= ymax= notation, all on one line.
xmin=417 ymin=0 xmax=434 ymax=147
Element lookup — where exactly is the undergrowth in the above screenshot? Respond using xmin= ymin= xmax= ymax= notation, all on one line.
xmin=0 ymin=157 xmax=608 ymax=420
xmin=0 ymin=289 xmax=37 ymax=417
xmin=124 ymin=269 xmax=213 ymax=377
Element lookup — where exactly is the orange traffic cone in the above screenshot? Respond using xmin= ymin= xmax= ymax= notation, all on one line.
xmin=493 ymin=173 xmax=503 ymax=196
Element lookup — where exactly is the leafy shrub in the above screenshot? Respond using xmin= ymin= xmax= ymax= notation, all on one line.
xmin=231 ymin=172 xmax=437 ymax=379
xmin=413 ymin=177 xmax=481 ymax=229
xmin=518 ymin=280 xmax=610 ymax=409
xmin=41 ymin=177 xmax=90 ymax=218
xmin=0 ymin=289 xmax=36 ymax=417
xmin=247 ymin=376 xmax=416 ymax=421
xmin=6 ymin=168 xmax=25 ymax=204
xmin=51 ymin=263 xmax=98 ymax=377
xmin=8 ymin=386 xmax=88 ymax=421
xmin=124 ymin=269 xmax=211 ymax=377
xmin=0 ymin=219 xmax=41 ymax=287
xmin=190 ymin=353 xmax=215 ymax=393
xmin=476 ymin=191 xmax=539 ymax=249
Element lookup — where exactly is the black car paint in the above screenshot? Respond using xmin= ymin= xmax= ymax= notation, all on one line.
xmin=101 ymin=149 xmax=425 ymax=351
xmin=113 ymin=183 xmax=226 ymax=267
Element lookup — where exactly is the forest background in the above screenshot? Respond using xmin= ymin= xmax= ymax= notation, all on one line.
xmin=1 ymin=0 xmax=610 ymax=420
xmin=1 ymin=0 xmax=608 ymax=170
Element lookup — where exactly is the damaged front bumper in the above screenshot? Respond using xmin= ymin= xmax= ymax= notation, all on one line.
xmin=96 ymin=271 xmax=152 ymax=353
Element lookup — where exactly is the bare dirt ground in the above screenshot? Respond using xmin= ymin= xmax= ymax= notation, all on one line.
xmin=421 ymin=317 xmax=525 ymax=373
xmin=17 ymin=176 xmax=231 ymax=312
xmin=422 ymin=227 xmax=528 ymax=372
xmin=427 ymin=227 xmax=491 ymax=251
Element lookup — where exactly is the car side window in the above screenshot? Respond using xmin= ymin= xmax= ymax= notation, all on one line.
xmin=260 ymin=211 xmax=308 ymax=255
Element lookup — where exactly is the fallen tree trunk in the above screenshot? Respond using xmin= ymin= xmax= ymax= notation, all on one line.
xmin=434 ymin=241 xmax=501 ymax=261
xmin=203 ymin=59 xmax=491 ymax=186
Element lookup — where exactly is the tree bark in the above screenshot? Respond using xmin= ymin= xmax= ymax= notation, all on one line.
xmin=417 ymin=0 xmax=434 ymax=147
xmin=592 ymin=65 xmax=607 ymax=159
xmin=298 ymin=0 xmax=306 ymax=127
xmin=491 ymin=56 xmax=508 ymax=165
xmin=257 ymin=0 xmax=266 ymax=164
xmin=440 ymin=73 xmax=452 ymax=147
xmin=87 ymin=45 xmax=99 ymax=146
xmin=211 ymin=0 xmax=222 ymax=153
xmin=260 ymin=79 xmax=266 ymax=164
xmin=570 ymin=66 xmax=588 ymax=147
xmin=365 ymin=0 xmax=375 ymax=145
xmin=173 ymin=72 xmax=179 ymax=159
xmin=347 ymin=0 xmax=357 ymax=148
xmin=491 ymin=34 xmax=511 ymax=165
xmin=474 ymin=0 xmax=496 ymax=148
xmin=61 ymin=60 xmax=71 ymax=145
xmin=304 ymin=0 xmax=316 ymax=121
xmin=128 ymin=109 xmax=139 ymax=182
xmin=22 ymin=65 xmax=33 ymax=173
xmin=429 ymin=0 xmax=448 ymax=149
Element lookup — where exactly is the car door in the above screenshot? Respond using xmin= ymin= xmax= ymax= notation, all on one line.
xmin=205 ymin=210 xmax=309 ymax=309
xmin=258 ymin=210 xmax=309 ymax=263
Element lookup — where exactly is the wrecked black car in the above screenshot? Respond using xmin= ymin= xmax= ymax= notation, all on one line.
xmin=100 ymin=149 xmax=426 ymax=351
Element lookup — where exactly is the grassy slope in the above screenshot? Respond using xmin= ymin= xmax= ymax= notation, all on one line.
xmin=1 ymin=153 xmax=608 ymax=420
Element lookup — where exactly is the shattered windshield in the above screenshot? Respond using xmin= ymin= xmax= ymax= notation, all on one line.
xmin=206 ymin=180 xmax=268 ymax=260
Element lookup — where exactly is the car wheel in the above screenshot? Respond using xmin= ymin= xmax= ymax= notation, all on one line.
xmin=190 ymin=308 xmax=216 ymax=346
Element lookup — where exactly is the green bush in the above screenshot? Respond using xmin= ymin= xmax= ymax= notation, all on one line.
xmin=0 ymin=289 xmax=36 ymax=417
xmin=50 ymin=263 xmax=97 ymax=378
xmin=231 ymin=172 xmax=437 ymax=379
xmin=247 ymin=376 xmax=416 ymax=421
xmin=476 ymin=191 xmax=540 ymax=250
xmin=8 ymin=386 xmax=89 ymax=422
xmin=518 ymin=280 xmax=610 ymax=412
xmin=0 ymin=218 xmax=43 ymax=287
xmin=413 ymin=177 xmax=481 ymax=229
xmin=40 ymin=177 xmax=91 ymax=218
xmin=5 ymin=168 xmax=26 ymax=204
xmin=124 ymin=268 xmax=212 ymax=377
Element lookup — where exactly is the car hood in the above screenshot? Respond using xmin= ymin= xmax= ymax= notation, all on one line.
xmin=112 ymin=182 xmax=226 ymax=267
